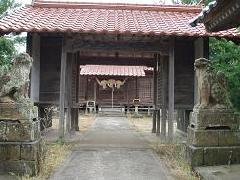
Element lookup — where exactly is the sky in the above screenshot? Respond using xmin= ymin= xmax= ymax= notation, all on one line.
xmin=16 ymin=0 xmax=175 ymax=5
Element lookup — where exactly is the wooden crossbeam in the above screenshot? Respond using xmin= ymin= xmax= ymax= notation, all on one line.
xmin=66 ymin=39 xmax=169 ymax=54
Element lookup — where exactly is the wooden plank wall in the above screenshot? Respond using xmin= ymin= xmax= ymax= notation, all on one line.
xmin=174 ymin=39 xmax=195 ymax=109
xmin=127 ymin=78 xmax=137 ymax=104
xmin=138 ymin=73 xmax=154 ymax=105
xmin=77 ymin=75 xmax=154 ymax=106
xmin=156 ymin=56 xmax=168 ymax=108
xmin=39 ymin=36 xmax=62 ymax=104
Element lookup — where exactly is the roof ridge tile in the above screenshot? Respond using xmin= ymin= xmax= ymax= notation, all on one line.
xmin=33 ymin=1 xmax=202 ymax=13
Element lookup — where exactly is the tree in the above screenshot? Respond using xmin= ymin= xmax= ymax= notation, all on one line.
xmin=0 ymin=0 xmax=23 ymax=66
xmin=0 ymin=37 xmax=15 ymax=66
xmin=181 ymin=0 xmax=212 ymax=5
xmin=209 ymin=38 xmax=240 ymax=111
xmin=0 ymin=0 xmax=20 ymax=16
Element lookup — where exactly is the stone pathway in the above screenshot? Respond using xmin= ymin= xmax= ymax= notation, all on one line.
xmin=50 ymin=116 xmax=174 ymax=180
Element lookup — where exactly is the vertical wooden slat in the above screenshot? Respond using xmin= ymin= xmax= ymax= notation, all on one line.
xmin=168 ymin=39 xmax=175 ymax=141
xmin=59 ymin=37 xmax=67 ymax=140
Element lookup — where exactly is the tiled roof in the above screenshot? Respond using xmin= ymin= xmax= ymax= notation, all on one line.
xmin=80 ymin=65 xmax=151 ymax=77
xmin=190 ymin=0 xmax=240 ymax=32
xmin=0 ymin=1 xmax=239 ymax=38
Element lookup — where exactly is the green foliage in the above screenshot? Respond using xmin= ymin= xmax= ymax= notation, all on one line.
xmin=0 ymin=0 xmax=24 ymax=68
xmin=0 ymin=36 xmax=15 ymax=66
xmin=209 ymin=38 xmax=240 ymax=111
xmin=181 ymin=0 xmax=212 ymax=5
xmin=0 ymin=0 xmax=20 ymax=17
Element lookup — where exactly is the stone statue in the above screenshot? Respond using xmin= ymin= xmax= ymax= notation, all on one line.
xmin=194 ymin=58 xmax=232 ymax=109
xmin=0 ymin=53 xmax=44 ymax=176
xmin=0 ymin=53 xmax=33 ymax=103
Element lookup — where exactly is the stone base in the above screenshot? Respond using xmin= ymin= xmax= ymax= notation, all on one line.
xmin=186 ymin=144 xmax=240 ymax=167
xmin=0 ymin=139 xmax=44 ymax=176
xmin=187 ymin=127 xmax=240 ymax=146
xmin=0 ymin=161 xmax=39 ymax=176
xmin=0 ymin=120 xmax=40 ymax=142
xmin=0 ymin=102 xmax=37 ymax=121
xmin=190 ymin=108 xmax=239 ymax=130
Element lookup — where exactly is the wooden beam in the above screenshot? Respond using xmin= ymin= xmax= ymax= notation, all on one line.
xmin=59 ymin=37 xmax=67 ymax=140
xmin=70 ymin=39 xmax=169 ymax=54
xmin=168 ymin=39 xmax=175 ymax=141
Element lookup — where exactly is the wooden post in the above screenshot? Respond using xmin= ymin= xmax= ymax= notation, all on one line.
xmin=147 ymin=106 xmax=151 ymax=116
xmin=156 ymin=54 xmax=160 ymax=135
xmin=66 ymin=54 xmax=73 ymax=135
xmin=59 ymin=37 xmax=67 ymax=140
xmin=160 ymin=57 xmax=167 ymax=138
xmin=176 ymin=109 xmax=185 ymax=132
xmin=74 ymin=108 xmax=79 ymax=131
xmin=156 ymin=109 xmax=160 ymax=135
xmin=93 ymin=81 xmax=97 ymax=112
xmin=152 ymin=55 xmax=157 ymax=133
xmin=168 ymin=39 xmax=175 ymax=141
xmin=152 ymin=110 xmax=157 ymax=133
xmin=75 ymin=52 xmax=80 ymax=131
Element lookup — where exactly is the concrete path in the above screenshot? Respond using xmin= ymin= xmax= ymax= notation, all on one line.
xmin=50 ymin=116 xmax=173 ymax=180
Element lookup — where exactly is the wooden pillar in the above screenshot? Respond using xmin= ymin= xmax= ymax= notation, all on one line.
xmin=147 ymin=106 xmax=151 ymax=116
xmin=160 ymin=57 xmax=167 ymax=138
xmin=156 ymin=54 xmax=160 ymax=135
xmin=75 ymin=52 xmax=80 ymax=131
xmin=71 ymin=108 xmax=79 ymax=132
xmin=30 ymin=33 xmax=40 ymax=102
xmin=168 ymin=39 xmax=175 ymax=141
xmin=126 ymin=82 xmax=129 ymax=114
xmin=194 ymin=37 xmax=209 ymax=105
xmin=93 ymin=81 xmax=97 ymax=112
xmin=135 ymin=77 xmax=138 ymax=98
xmin=66 ymin=54 xmax=73 ymax=135
xmin=75 ymin=109 xmax=79 ymax=131
xmin=59 ymin=37 xmax=67 ymax=140
xmin=176 ymin=109 xmax=185 ymax=132
xmin=152 ymin=110 xmax=157 ymax=133
xmin=156 ymin=109 xmax=160 ymax=135
xmin=152 ymin=55 xmax=157 ymax=133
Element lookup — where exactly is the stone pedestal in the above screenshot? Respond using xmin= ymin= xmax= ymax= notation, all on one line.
xmin=0 ymin=102 xmax=43 ymax=176
xmin=186 ymin=108 xmax=240 ymax=167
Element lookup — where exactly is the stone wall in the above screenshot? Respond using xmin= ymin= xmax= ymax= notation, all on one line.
xmin=0 ymin=117 xmax=44 ymax=176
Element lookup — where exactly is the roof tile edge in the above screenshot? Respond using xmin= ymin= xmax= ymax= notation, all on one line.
xmin=32 ymin=0 xmax=202 ymax=12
